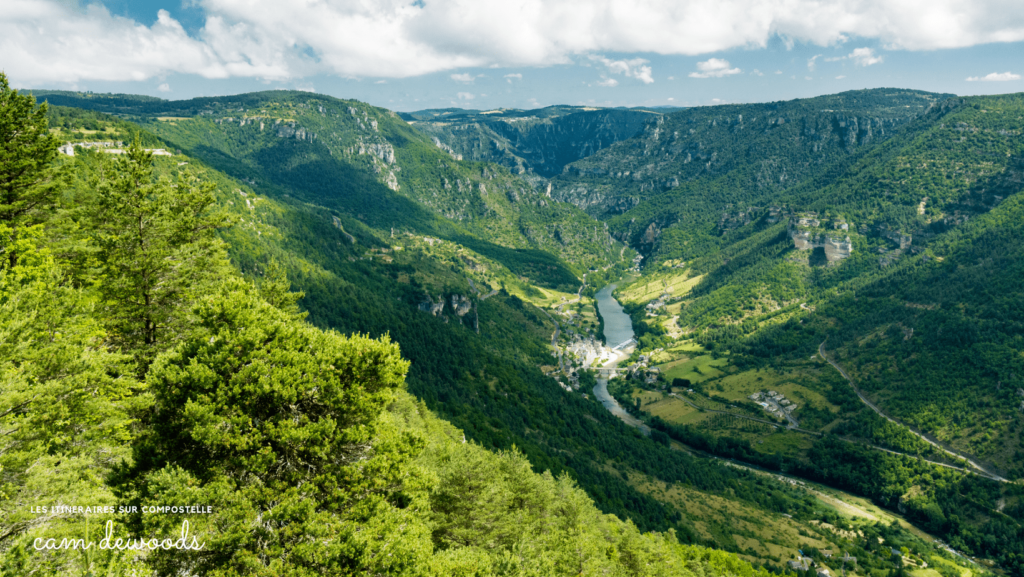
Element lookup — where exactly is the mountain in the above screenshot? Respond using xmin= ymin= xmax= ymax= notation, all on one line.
xmin=560 ymin=90 xmax=1024 ymax=573
xmin=403 ymin=105 xmax=663 ymax=182
xmin=547 ymin=89 xmax=949 ymax=255
xmin=35 ymin=90 xmax=625 ymax=287
xmin=17 ymin=87 xmax=1014 ymax=576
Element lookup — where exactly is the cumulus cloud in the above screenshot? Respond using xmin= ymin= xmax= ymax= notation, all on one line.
xmin=751 ymin=69 xmax=764 ymax=76
xmin=451 ymin=73 xmax=479 ymax=82
xmin=0 ymin=2 xmax=305 ymax=85
xmin=457 ymin=91 xmax=475 ymax=100
xmin=966 ymin=71 xmax=1021 ymax=81
xmin=504 ymin=73 xmax=522 ymax=83
xmin=849 ymin=47 xmax=883 ymax=66
xmin=807 ymin=54 xmax=821 ymax=71
xmin=589 ymin=55 xmax=654 ymax=83
xmin=835 ymin=75 xmax=846 ymax=79
xmin=689 ymin=58 xmax=741 ymax=78
xmin=4 ymin=0 xmax=1024 ymax=84
xmin=158 ymin=83 xmax=171 ymax=92
xmin=596 ymin=77 xmax=619 ymax=87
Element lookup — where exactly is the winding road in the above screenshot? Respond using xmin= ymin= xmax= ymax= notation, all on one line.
xmin=818 ymin=341 xmax=1008 ymax=483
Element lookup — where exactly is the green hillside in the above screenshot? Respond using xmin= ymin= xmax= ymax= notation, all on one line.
xmin=587 ymin=92 xmax=1024 ymax=574
xmin=35 ymin=90 xmax=625 ymax=288
xmin=3 ymin=78 xmax=805 ymax=576
xmin=7 ymin=80 xmax=1013 ymax=575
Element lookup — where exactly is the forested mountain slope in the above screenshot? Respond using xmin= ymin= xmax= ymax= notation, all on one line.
xmin=34 ymin=90 xmax=623 ymax=285
xmin=403 ymin=105 xmax=661 ymax=180
xmin=16 ymin=92 xmax=911 ymax=574
xmin=548 ymin=89 xmax=947 ymax=255
xmin=639 ymin=93 xmax=1024 ymax=462
xmin=0 ymin=77 xmax=808 ymax=576
xmin=599 ymin=92 xmax=1024 ymax=574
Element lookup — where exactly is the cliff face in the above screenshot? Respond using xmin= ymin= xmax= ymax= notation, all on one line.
xmin=406 ymin=106 xmax=660 ymax=179
xmin=550 ymin=90 xmax=945 ymax=223
xmin=790 ymin=229 xmax=853 ymax=262
xmin=789 ymin=214 xmax=853 ymax=262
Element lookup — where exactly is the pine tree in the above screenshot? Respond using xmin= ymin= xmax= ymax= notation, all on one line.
xmin=90 ymin=138 xmax=230 ymax=366
xmin=0 ymin=72 xmax=62 ymax=269
xmin=0 ymin=233 xmax=135 ymax=574
xmin=133 ymin=279 xmax=431 ymax=576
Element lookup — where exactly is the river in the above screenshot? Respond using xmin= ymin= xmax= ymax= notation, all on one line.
xmin=592 ymin=284 xmax=650 ymax=435
xmin=595 ymin=284 xmax=634 ymax=348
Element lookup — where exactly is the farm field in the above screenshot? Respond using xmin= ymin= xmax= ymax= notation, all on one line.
xmin=617 ymin=269 xmax=704 ymax=304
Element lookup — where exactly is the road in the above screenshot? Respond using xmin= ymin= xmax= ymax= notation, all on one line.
xmin=818 ymin=341 xmax=1008 ymax=483
xmin=660 ymin=393 xmax=998 ymax=480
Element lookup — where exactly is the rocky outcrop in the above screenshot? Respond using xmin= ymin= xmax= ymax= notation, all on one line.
xmin=641 ymin=222 xmax=661 ymax=245
xmin=276 ymin=123 xmax=316 ymax=142
xmin=450 ymin=294 xmax=473 ymax=317
xmin=790 ymin=230 xmax=853 ymax=262
xmin=789 ymin=215 xmax=853 ymax=262
xmin=432 ymin=137 xmax=463 ymax=160
xmin=880 ymin=227 xmax=912 ymax=249
xmin=360 ymin=141 xmax=396 ymax=165
xmin=418 ymin=294 xmax=445 ymax=316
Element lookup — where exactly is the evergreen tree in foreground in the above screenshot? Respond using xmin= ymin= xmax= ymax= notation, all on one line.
xmin=129 ymin=279 xmax=434 ymax=576
xmin=0 ymin=72 xmax=62 ymax=270
xmin=89 ymin=138 xmax=230 ymax=368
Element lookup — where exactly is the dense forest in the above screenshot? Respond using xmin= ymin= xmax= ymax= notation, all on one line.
xmin=573 ymin=91 xmax=1024 ymax=575
xmin=0 ymin=74 xmax=797 ymax=576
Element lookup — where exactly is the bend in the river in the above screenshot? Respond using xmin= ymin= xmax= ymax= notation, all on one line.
xmin=592 ymin=284 xmax=650 ymax=435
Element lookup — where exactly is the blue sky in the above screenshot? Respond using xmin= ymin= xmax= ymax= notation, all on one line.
xmin=3 ymin=0 xmax=1023 ymax=111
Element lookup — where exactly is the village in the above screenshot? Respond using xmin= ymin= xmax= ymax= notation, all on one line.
xmin=750 ymin=390 xmax=799 ymax=421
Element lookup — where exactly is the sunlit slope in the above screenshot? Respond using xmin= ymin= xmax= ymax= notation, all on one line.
xmin=549 ymin=88 xmax=948 ymax=257
xmin=37 ymin=90 xmax=625 ymax=288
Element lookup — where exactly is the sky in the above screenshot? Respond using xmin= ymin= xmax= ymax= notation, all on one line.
xmin=2 ymin=0 xmax=1023 ymax=111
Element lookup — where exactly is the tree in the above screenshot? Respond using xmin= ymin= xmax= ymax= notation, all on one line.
xmin=90 ymin=138 xmax=229 ymax=365
xmin=0 ymin=232 xmax=137 ymax=575
xmin=0 ymin=72 xmax=62 ymax=269
xmin=131 ymin=279 xmax=432 ymax=576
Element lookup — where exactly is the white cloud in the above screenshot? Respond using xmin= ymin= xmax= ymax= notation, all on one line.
xmin=849 ymin=47 xmax=883 ymax=66
xmin=4 ymin=0 xmax=1024 ymax=84
xmin=751 ymin=69 xmax=764 ymax=76
xmin=835 ymin=75 xmax=846 ymax=79
xmin=689 ymin=58 xmax=741 ymax=78
xmin=966 ymin=71 xmax=1021 ymax=81
xmin=451 ymin=73 xmax=481 ymax=83
xmin=504 ymin=73 xmax=522 ymax=83
xmin=807 ymin=54 xmax=821 ymax=71
xmin=589 ymin=55 xmax=654 ymax=84
xmin=158 ymin=83 xmax=171 ymax=92
xmin=457 ymin=91 xmax=475 ymax=100
xmin=596 ymin=77 xmax=619 ymax=87
xmin=0 ymin=3 xmax=291 ymax=84
xmin=775 ymin=70 xmax=783 ymax=74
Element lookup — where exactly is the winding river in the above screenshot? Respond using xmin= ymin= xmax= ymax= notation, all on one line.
xmin=593 ymin=285 xmax=650 ymax=435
